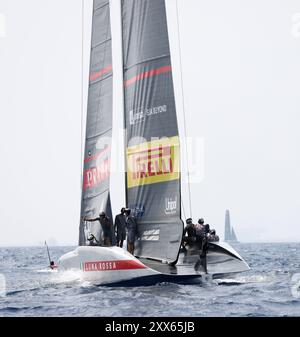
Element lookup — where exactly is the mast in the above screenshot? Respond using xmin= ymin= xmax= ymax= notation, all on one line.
xmin=120 ymin=0 xmax=128 ymax=212
xmin=121 ymin=0 xmax=183 ymax=263
xmin=79 ymin=0 xmax=114 ymax=246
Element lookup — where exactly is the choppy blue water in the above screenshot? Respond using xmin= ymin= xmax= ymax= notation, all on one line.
xmin=0 ymin=243 xmax=300 ymax=317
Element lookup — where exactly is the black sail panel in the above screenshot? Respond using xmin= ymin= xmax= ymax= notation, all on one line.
xmin=122 ymin=0 xmax=183 ymax=262
xmin=79 ymin=0 xmax=113 ymax=246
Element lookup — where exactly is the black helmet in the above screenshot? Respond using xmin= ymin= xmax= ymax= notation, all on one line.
xmin=125 ymin=208 xmax=131 ymax=215
xmin=198 ymin=218 xmax=204 ymax=224
xmin=186 ymin=218 xmax=193 ymax=224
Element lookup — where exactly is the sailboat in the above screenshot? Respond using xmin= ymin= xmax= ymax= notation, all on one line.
xmin=224 ymin=210 xmax=239 ymax=243
xmin=58 ymin=0 xmax=249 ymax=286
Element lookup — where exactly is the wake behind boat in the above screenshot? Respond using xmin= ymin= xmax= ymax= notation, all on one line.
xmin=58 ymin=0 xmax=249 ymax=286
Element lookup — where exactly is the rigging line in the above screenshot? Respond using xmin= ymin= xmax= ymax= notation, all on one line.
xmin=176 ymin=0 xmax=193 ymax=219
xmin=79 ymin=0 xmax=85 ymax=246
xmin=181 ymin=199 xmax=186 ymax=222
xmin=80 ymin=0 xmax=85 ymax=186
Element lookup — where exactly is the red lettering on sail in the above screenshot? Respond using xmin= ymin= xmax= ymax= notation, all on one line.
xmin=127 ymin=137 xmax=180 ymax=188
xmin=130 ymin=146 xmax=173 ymax=180
xmin=83 ymin=158 xmax=111 ymax=190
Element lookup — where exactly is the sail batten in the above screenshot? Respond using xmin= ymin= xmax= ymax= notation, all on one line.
xmin=121 ymin=0 xmax=183 ymax=263
xmin=83 ymin=189 xmax=110 ymax=201
xmin=94 ymin=1 xmax=109 ymax=11
xmin=124 ymin=54 xmax=171 ymax=71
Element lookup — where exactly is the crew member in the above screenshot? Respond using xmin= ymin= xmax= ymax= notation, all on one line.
xmin=87 ymin=233 xmax=99 ymax=246
xmin=125 ymin=208 xmax=138 ymax=255
xmin=182 ymin=218 xmax=196 ymax=246
xmin=208 ymin=229 xmax=219 ymax=242
xmin=84 ymin=212 xmax=113 ymax=246
xmin=194 ymin=223 xmax=210 ymax=274
xmin=114 ymin=207 xmax=127 ymax=248
xmin=50 ymin=261 xmax=58 ymax=270
xmin=195 ymin=218 xmax=205 ymax=236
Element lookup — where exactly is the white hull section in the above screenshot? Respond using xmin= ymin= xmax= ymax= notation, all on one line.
xmin=58 ymin=246 xmax=158 ymax=285
xmin=203 ymin=242 xmax=249 ymax=276
xmin=58 ymin=242 xmax=249 ymax=286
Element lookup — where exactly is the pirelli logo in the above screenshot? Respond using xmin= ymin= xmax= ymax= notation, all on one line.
xmin=127 ymin=136 xmax=180 ymax=188
xmin=83 ymin=146 xmax=111 ymax=191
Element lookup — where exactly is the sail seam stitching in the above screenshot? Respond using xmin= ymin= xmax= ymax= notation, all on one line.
xmin=124 ymin=54 xmax=170 ymax=71
xmin=85 ymin=127 xmax=112 ymax=141
xmin=83 ymin=188 xmax=110 ymax=201
xmin=94 ymin=2 xmax=109 ymax=12
xmin=91 ymin=37 xmax=111 ymax=49
xmin=89 ymin=72 xmax=113 ymax=85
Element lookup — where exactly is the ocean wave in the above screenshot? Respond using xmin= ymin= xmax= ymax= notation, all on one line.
xmin=1 ymin=243 xmax=300 ymax=317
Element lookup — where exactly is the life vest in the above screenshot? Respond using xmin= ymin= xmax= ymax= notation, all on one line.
xmin=195 ymin=223 xmax=205 ymax=236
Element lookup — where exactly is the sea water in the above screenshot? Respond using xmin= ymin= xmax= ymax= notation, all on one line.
xmin=0 ymin=243 xmax=300 ymax=317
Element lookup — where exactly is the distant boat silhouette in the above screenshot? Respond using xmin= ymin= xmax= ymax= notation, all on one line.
xmin=224 ymin=210 xmax=239 ymax=243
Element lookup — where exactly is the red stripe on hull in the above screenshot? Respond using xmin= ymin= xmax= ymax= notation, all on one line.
xmin=84 ymin=259 xmax=147 ymax=272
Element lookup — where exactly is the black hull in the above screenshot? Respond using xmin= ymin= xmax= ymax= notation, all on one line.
xmin=98 ymin=273 xmax=202 ymax=287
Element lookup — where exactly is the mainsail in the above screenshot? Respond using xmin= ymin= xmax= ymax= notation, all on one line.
xmin=121 ymin=0 xmax=183 ymax=263
xmin=79 ymin=0 xmax=113 ymax=246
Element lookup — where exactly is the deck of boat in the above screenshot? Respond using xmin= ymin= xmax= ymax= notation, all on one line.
xmin=138 ymin=252 xmax=205 ymax=276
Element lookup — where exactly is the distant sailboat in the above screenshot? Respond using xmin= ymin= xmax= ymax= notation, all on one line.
xmin=224 ymin=210 xmax=239 ymax=243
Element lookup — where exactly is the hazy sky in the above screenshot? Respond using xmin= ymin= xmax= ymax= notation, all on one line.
xmin=0 ymin=0 xmax=300 ymax=246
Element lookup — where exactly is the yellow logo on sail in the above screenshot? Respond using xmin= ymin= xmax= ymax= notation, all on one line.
xmin=127 ymin=136 xmax=180 ymax=188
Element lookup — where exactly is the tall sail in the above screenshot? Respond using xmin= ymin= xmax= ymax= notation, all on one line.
xmin=121 ymin=0 xmax=183 ymax=263
xmin=79 ymin=0 xmax=113 ymax=246
xmin=224 ymin=210 xmax=231 ymax=242
xmin=224 ymin=210 xmax=238 ymax=242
